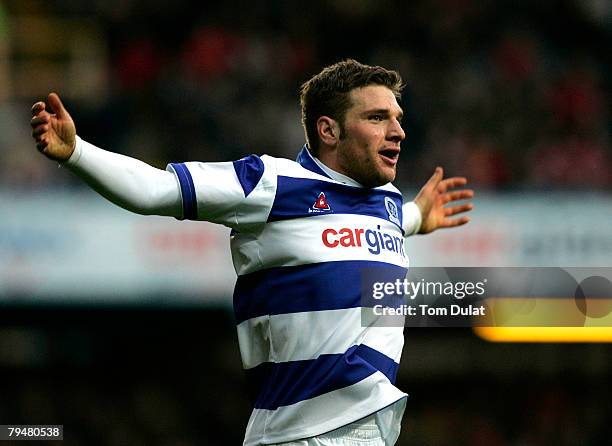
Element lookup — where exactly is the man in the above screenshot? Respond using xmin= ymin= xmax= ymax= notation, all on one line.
xmin=31 ymin=59 xmax=473 ymax=445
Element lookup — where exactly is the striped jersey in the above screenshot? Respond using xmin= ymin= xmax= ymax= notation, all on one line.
xmin=168 ymin=146 xmax=410 ymax=445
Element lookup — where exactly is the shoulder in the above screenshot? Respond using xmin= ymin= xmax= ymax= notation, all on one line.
xmin=259 ymin=155 xmax=338 ymax=184
xmin=375 ymin=182 xmax=403 ymax=198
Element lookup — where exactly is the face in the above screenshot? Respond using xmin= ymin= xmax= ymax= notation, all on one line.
xmin=334 ymin=85 xmax=405 ymax=187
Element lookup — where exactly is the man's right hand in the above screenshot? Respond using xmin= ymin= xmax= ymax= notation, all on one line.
xmin=30 ymin=92 xmax=77 ymax=163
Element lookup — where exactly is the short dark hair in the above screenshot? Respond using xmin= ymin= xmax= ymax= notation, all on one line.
xmin=299 ymin=59 xmax=403 ymax=156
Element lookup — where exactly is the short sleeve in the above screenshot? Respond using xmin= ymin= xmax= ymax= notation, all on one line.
xmin=166 ymin=155 xmax=277 ymax=230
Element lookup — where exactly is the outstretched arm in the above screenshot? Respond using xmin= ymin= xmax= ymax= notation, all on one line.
xmin=412 ymin=167 xmax=473 ymax=234
xmin=30 ymin=93 xmax=181 ymax=217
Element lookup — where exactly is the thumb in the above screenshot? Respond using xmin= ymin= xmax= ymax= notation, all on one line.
xmin=426 ymin=166 xmax=443 ymax=189
xmin=47 ymin=92 xmax=71 ymax=120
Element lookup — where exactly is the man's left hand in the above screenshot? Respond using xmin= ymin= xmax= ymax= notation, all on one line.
xmin=414 ymin=167 xmax=474 ymax=234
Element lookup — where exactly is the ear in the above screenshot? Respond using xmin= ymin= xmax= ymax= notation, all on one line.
xmin=316 ymin=116 xmax=340 ymax=147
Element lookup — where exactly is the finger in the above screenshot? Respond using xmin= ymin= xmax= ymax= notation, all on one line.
xmin=31 ymin=101 xmax=46 ymax=116
xmin=47 ymin=92 xmax=70 ymax=120
xmin=32 ymin=125 xmax=48 ymax=138
xmin=30 ymin=114 xmax=50 ymax=128
xmin=437 ymin=176 xmax=467 ymax=193
xmin=444 ymin=203 xmax=474 ymax=216
xmin=36 ymin=139 xmax=48 ymax=152
xmin=442 ymin=216 xmax=470 ymax=228
xmin=425 ymin=166 xmax=443 ymax=189
xmin=442 ymin=189 xmax=474 ymax=204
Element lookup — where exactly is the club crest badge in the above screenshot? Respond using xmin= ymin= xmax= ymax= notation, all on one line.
xmin=384 ymin=196 xmax=400 ymax=226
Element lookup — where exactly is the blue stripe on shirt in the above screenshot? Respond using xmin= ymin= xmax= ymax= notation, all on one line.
xmin=233 ymin=261 xmax=408 ymax=324
xmin=246 ymin=344 xmax=399 ymax=410
xmin=233 ymin=155 xmax=265 ymax=197
xmin=295 ymin=144 xmax=332 ymax=179
xmin=268 ymin=176 xmax=403 ymax=230
xmin=169 ymin=162 xmax=198 ymax=220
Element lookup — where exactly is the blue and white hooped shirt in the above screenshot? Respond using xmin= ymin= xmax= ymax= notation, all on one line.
xmin=168 ymin=146 xmax=410 ymax=445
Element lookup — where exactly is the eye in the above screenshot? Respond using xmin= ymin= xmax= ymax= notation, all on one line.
xmin=369 ymin=114 xmax=384 ymax=122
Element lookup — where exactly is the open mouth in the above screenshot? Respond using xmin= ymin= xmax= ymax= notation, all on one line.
xmin=379 ymin=148 xmax=400 ymax=165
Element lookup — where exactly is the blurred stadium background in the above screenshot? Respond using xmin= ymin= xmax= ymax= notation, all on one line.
xmin=0 ymin=0 xmax=611 ymax=444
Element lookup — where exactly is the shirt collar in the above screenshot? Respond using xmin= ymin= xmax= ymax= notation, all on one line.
xmin=296 ymin=144 xmax=363 ymax=187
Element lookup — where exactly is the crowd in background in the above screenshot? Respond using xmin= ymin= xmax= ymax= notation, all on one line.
xmin=0 ymin=0 xmax=610 ymax=190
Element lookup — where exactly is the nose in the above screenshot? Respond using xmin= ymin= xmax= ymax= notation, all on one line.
xmin=387 ymin=117 xmax=405 ymax=143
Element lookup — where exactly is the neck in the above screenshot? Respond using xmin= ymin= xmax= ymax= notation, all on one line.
xmin=317 ymin=149 xmax=338 ymax=171
xmin=309 ymin=148 xmax=363 ymax=187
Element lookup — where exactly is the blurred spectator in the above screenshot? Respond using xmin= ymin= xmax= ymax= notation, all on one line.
xmin=1 ymin=0 xmax=609 ymax=190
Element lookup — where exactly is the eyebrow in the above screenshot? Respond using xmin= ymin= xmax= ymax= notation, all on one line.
xmin=362 ymin=108 xmax=404 ymax=120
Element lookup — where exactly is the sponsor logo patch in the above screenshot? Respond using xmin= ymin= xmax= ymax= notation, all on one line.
xmin=321 ymin=225 xmax=406 ymax=258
